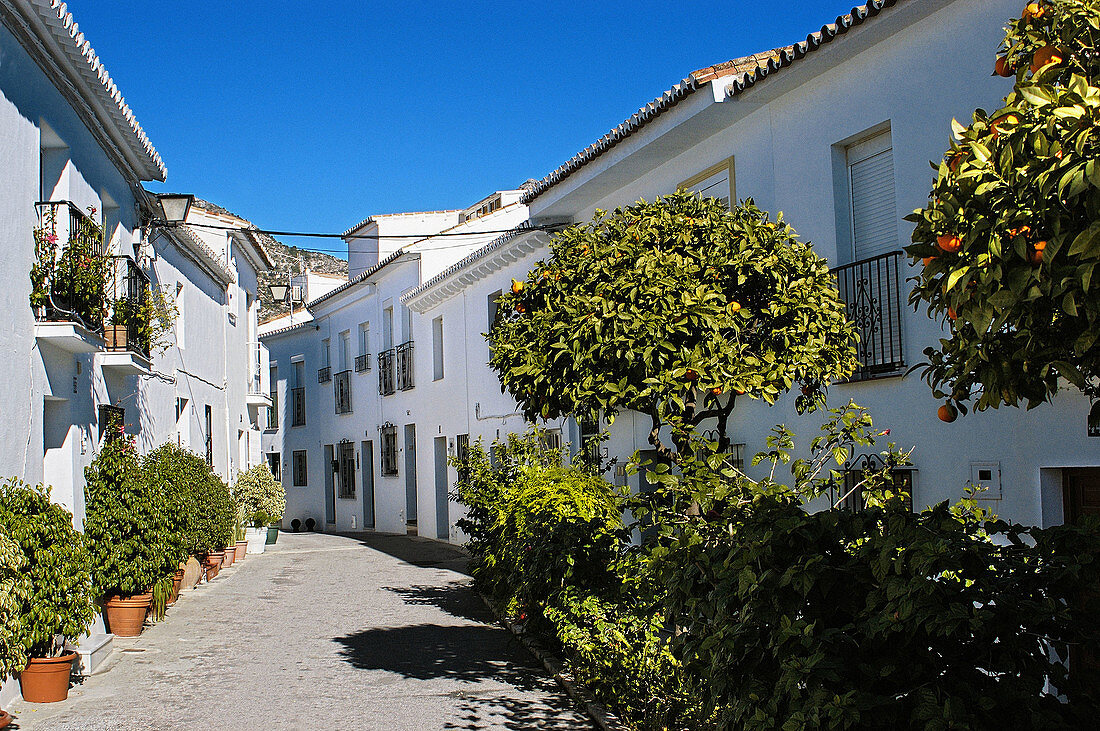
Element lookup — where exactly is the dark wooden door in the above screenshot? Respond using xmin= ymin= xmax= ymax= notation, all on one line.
xmin=1064 ymin=468 xmax=1100 ymax=678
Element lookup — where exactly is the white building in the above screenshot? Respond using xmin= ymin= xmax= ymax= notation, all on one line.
xmin=261 ymin=190 xmax=530 ymax=537
xmin=0 ymin=1 xmax=271 ymax=699
xmin=257 ymin=270 xmax=346 ymax=336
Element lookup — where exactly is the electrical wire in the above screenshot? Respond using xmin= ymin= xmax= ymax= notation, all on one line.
xmin=175 ymin=221 xmax=566 ymax=256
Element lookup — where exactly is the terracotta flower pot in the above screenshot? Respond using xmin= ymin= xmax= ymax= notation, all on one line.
xmin=18 ymin=652 xmax=77 ymax=703
xmin=104 ymin=593 xmax=153 ymax=637
xmin=221 ymin=546 xmax=234 ymax=567
xmin=0 ymin=708 xmax=10 ymax=728
xmin=204 ymin=551 xmax=224 ymax=580
xmin=234 ymin=540 xmax=248 ymax=562
xmin=168 ymin=569 xmax=184 ymax=605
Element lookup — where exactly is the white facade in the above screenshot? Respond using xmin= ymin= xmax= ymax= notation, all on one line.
xmin=261 ymin=195 xmax=530 ymax=538
xmin=0 ymin=1 xmax=270 ymax=700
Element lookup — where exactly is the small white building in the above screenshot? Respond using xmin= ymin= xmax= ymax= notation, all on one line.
xmin=261 ymin=190 xmax=530 ymax=537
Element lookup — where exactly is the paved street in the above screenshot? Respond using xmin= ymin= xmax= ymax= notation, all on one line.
xmin=7 ymin=532 xmax=591 ymax=731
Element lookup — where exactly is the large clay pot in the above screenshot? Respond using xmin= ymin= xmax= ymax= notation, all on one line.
xmin=18 ymin=652 xmax=77 ymax=703
xmin=245 ymin=527 xmax=266 ymax=555
xmin=266 ymin=525 xmax=280 ymax=545
xmin=234 ymin=540 xmax=248 ymax=562
xmin=0 ymin=708 xmax=11 ymax=728
xmin=221 ymin=546 xmax=234 ymax=567
xmin=204 ymin=551 xmax=223 ymax=580
xmin=168 ymin=569 xmax=184 ymax=605
xmin=104 ymin=593 xmax=152 ymax=637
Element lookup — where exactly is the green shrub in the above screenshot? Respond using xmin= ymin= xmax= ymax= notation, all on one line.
xmin=192 ymin=468 xmax=234 ymax=553
xmin=142 ymin=443 xmax=203 ymax=572
xmin=0 ymin=478 xmax=96 ymax=658
xmin=84 ymin=438 xmax=171 ymax=597
xmin=233 ymin=464 xmax=285 ymax=525
xmin=0 ymin=529 xmax=30 ymax=678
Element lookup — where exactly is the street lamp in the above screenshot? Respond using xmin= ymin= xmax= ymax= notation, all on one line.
xmin=157 ymin=193 xmax=194 ymax=224
xmin=269 ymin=284 xmax=288 ymax=302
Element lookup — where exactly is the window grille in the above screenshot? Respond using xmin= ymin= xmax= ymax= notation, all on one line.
xmin=266 ymin=452 xmax=281 ymax=481
xmin=832 ymin=453 xmax=913 ymax=511
xmin=832 ymin=251 xmax=905 ymax=381
xmin=317 ymin=366 xmax=331 ymax=384
xmin=378 ymin=349 xmax=396 ymax=396
xmin=380 ymin=425 xmax=398 ymax=476
xmin=291 ymin=387 xmax=306 ymax=427
xmin=355 ymin=353 xmax=371 ymax=373
xmin=396 ymin=341 xmax=415 ymax=391
xmin=334 ymin=370 xmax=352 ymax=414
xmin=292 ymin=450 xmax=307 ymax=486
xmin=337 ymin=442 xmax=355 ymax=498
xmin=98 ymin=404 xmax=125 ymax=442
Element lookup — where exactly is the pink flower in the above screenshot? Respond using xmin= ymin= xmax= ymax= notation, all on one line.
xmin=46 ymin=234 xmax=58 ymax=244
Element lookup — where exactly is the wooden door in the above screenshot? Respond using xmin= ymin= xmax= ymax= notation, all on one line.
xmin=1064 ymin=468 xmax=1100 ymax=678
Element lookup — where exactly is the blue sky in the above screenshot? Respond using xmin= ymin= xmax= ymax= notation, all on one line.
xmin=67 ymin=1 xmax=859 ymax=256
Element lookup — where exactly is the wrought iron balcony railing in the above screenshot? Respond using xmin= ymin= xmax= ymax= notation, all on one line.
xmin=291 ymin=387 xmax=306 ymax=427
xmin=355 ymin=353 xmax=371 ymax=373
xmin=105 ymin=255 xmax=151 ymax=358
xmin=317 ymin=366 xmax=331 ymax=384
xmin=396 ymin=341 xmax=414 ymax=391
xmin=248 ymin=341 xmax=267 ymax=395
xmin=831 ymin=251 xmax=905 ymax=381
xmin=334 ymin=370 xmax=352 ymax=414
xmin=267 ymin=390 xmax=279 ymax=430
xmin=378 ymin=349 xmax=396 ymax=396
xmin=32 ymin=201 xmax=107 ymax=334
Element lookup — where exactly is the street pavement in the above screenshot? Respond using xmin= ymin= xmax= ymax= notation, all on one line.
xmin=6 ymin=531 xmax=592 ymax=730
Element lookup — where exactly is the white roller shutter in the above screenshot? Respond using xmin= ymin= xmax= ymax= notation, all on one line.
xmin=848 ymin=132 xmax=898 ymax=261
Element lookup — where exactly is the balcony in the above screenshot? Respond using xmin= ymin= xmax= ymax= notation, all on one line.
xmin=318 ymin=366 xmax=331 ymax=384
xmin=267 ymin=390 xmax=279 ymax=431
xmin=378 ymin=349 xmax=396 ymax=396
xmin=355 ymin=353 xmax=371 ymax=373
xmin=334 ymin=370 xmax=352 ymax=414
xmin=99 ymin=256 xmax=152 ymax=375
xmin=32 ymin=201 xmax=106 ymax=353
xmin=247 ymin=341 xmax=271 ymax=408
xmin=291 ymin=387 xmax=306 ymax=427
xmin=832 ymin=251 xmax=905 ymax=382
xmin=396 ymin=341 xmax=414 ymax=391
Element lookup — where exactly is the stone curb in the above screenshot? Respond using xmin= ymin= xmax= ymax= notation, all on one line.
xmin=479 ymin=594 xmax=628 ymax=731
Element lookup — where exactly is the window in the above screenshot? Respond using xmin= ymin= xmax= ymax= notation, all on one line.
xmin=335 ymin=368 xmax=352 ymax=414
xmin=383 ymin=306 xmax=394 ymax=350
xmin=175 ymin=397 xmax=188 ymax=448
xmin=356 ymin=323 xmax=371 ymax=372
xmin=396 ymin=341 xmax=414 ymax=391
xmin=846 ymin=130 xmax=898 ymax=263
xmin=292 ymin=450 xmax=308 ymax=486
xmin=337 ymin=442 xmax=355 ymax=498
xmin=680 ymin=158 xmax=734 ymax=209
xmin=292 ymin=359 xmax=306 ymax=426
xmin=267 ymin=365 xmax=279 ymax=430
xmin=266 ymin=452 xmax=281 ymax=481
xmin=730 ymin=443 xmax=746 ymax=471
xmin=175 ymin=282 xmax=185 ymax=349
xmin=456 ymin=433 xmax=470 ymax=480
xmin=378 ymin=349 xmax=396 ymax=395
xmin=318 ymin=338 xmax=331 ymax=383
xmin=339 ymin=331 xmax=351 ymax=371
xmin=381 ymin=425 xmax=398 ymax=476
xmin=98 ymin=404 xmax=125 ymax=442
xmin=204 ymin=405 xmax=213 ymax=466
xmin=579 ymin=416 xmax=601 ymax=465
xmin=487 ymin=289 xmax=503 ymax=356
xmin=834 ymin=467 xmax=913 ymax=512
xmin=539 ymin=429 xmax=564 ymax=466
xmin=399 ymin=303 xmax=413 ymax=344
xmin=432 ymin=316 xmax=444 ymax=381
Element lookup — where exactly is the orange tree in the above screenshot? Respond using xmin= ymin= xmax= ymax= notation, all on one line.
xmin=907 ymin=0 xmax=1100 ymax=413
xmin=488 ymin=191 xmax=857 ymax=461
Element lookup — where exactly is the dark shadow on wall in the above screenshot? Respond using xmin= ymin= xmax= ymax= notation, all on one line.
xmin=382 ymin=582 xmax=489 ymax=624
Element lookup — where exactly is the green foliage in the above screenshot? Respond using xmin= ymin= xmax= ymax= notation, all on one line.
xmin=193 ymin=469 xmax=235 ymax=553
xmin=0 ymin=478 xmax=96 ymax=659
xmin=83 ymin=438 xmax=172 ymax=597
xmin=142 ymin=443 xmax=204 ymax=569
xmin=0 ymin=529 xmax=30 ymax=678
xmin=488 ymin=192 xmax=856 ymax=455
xmin=233 ymin=463 xmax=285 ymax=525
xmin=111 ymin=284 xmax=178 ymax=356
xmin=30 ymin=204 xmax=109 ymax=330
xmin=907 ymin=0 xmax=1100 ymax=410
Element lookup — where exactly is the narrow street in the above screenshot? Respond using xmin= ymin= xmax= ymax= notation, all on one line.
xmin=7 ymin=533 xmax=591 ymax=731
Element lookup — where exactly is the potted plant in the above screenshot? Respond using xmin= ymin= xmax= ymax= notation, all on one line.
xmin=0 ymin=479 xmax=96 ymax=703
xmin=143 ymin=444 xmax=203 ymax=605
xmin=244 ymin=512 xmax=270 ymax=555
xmin=83 ymin=438 xmax=172 ymax=637
xmin=0 ymin=530 xmax=30 ymax=723
xmin=234 ymin=464 xmax=284 ymax=550
xmin=233 ymin=516 xmax=248 ymax=562
xmin=193 ymin=469 xmax=234 ymax=580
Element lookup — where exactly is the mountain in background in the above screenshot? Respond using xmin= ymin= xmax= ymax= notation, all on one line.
xmin=257 ymin=239 xmax=347 ymax=322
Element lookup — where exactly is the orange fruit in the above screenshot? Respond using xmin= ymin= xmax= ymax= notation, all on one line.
xmin=730 ymin=301 xmax=742 ymax=312
xmin=938 ymin=403 xmax=958 ymax=423
xmin=1023 ymin=2 xmax=1045 ymax=20
xmin=948 ymin=152 xmax=966 ymax=172
xmin=685 ymin=369 xmax=699 ymax=382
xmin=948 ymin=306 xmax=959 ymax=322
xmin=711 ymin=386 xmax=723 ymax=396
xmin=937 ymin=234 xmax=963 ymax=253
xmin=1031 ymin=46 xmax=1064 ymax=74
xmin=922 ymin=256 xmax=935 ymax=266
xmin=511 ymin=279 xmax=524 ymax=294
xmin=994 ymin=56 xmax=1014 ymax=77
xmin=990 ymin=114 xmax=1019 ymax=137
xmin=515 ymin=303 xmax=525 ymax=314
xmin=1028 ymin=240 xmax=1047 ymax=265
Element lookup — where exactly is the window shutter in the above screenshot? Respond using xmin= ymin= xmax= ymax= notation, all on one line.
xmin=848 ymin=133 xmax=898 ymax=261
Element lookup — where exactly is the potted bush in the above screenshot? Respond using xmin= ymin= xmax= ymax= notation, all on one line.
xmin=234 ymin=464 xmax=284 ymax=551
xmin=0 ymin=479 xmax=96 ymax=703
xmin=244 ymin=512 xmax=270 ymax=555
xmin=0 ymin=530 xmax=29 ymax=723
xmin=143 ymin=444 xmax=202 ymax=605
xmin=193 ymin=470 xmax=233 ymax=580
xmin=233 ymin=515 xmax=248 ymax=562
xmin=83 ymin=438 xmax=171 ymax=637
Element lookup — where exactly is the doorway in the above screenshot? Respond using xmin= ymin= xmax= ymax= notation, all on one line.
xmin=324 ymin=444 xmax=335 ymax=525
xmin=1064 ymin=468 xmax=1100 ymax=677
xmin=434 ymin=436 xmax=449 ymax=540
xmin=361 ymin=440 xmax=375 ymax=530
xmin=404 ymin=424 xmax=417 ymax=532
